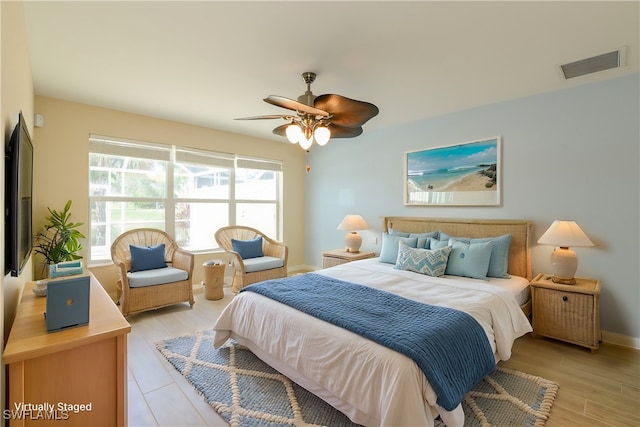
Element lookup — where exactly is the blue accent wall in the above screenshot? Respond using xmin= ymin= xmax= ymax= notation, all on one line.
xmin=305 ymin=74 xmax=640 ymax=339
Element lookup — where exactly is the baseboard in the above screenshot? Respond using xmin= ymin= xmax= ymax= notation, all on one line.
xmin=602 ymin=330 xmax=640 ymax=349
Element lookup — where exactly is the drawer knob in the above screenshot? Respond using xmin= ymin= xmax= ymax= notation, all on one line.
xmin=562 ymin=296 xmax=568 ymax=302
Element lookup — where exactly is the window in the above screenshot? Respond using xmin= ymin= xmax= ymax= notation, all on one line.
xmin=89 ymin=135 xmax=282 ymax=262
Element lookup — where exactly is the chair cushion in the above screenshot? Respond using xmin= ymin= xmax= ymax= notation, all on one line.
xmin=232 ymin=237 xmax=264 ymax=259
xmin=243 ymin=256 xmax=284 ymax=273
xmin=130 ymin=243 xmax=167 ymax=272
xmin=127 ymin=266 xmax=188 ymax=288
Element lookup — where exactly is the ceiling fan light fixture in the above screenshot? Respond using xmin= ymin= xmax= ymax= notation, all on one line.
xmin=299 ymin=134 xmax=313 ymax=150
xmin=237 ymin=72 xmax=378 ymax=153
xmin=286 ymin=123 xmax=302 ymax=143
xmin=314 ymin=126 xmax=331 ymax=146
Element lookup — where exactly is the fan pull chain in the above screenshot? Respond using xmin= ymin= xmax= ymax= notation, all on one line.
xmin=306 ymin=150 xmax=311 ymax=173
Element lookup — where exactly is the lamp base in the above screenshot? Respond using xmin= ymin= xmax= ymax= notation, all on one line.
xmin=551 ymin=275 xmax=577 ymax=285
xmin=550 ymin=247 xmax=578 ymax=285
xmin=344 ymin=232 xmax=362 ymax=253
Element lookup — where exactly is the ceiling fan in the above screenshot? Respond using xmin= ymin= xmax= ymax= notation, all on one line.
xmin=236 ymin=72 xmax=379 ymax=150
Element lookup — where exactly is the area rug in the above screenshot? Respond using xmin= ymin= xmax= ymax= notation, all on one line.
xmin=156 ymin=330 xmax=558 ymax=427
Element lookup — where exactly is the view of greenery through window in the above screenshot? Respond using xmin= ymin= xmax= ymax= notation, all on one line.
xmin=88 ymin=136 xmax=282 ymax=262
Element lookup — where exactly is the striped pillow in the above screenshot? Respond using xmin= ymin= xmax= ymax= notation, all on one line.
xmin=394 ymin=241 xmax=452 ymax=277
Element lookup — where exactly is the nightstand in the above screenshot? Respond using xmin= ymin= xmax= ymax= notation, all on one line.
xmin=530 ymin=273 xmax=601 ymax=351
xmin=322 ymin=249 xmax=375 ymax=268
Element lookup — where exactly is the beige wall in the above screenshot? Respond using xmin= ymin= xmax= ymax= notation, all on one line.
xmin=2 ymin=0 xmax=34 ymax=338
xmin=2 ymin=0 xmax=35 ymax=420
xmin=32 ymin=96 xmax=307 ymax=296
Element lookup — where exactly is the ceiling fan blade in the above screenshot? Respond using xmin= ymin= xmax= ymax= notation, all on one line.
xmin=264 ymin=95 xmax=329 ymax=117
xmin=272 ymin=123 xmax=289 ymax=137
xmin=314 ymin=94 xmax=379 ymax=128
xmin=327 ymin=124 xmax=363 ymax=138
xmin=235 ymin=115 xmax=292 ymax=120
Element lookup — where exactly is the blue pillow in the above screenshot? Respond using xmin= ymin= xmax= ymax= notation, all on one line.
xmin=388 ymin=229 xmax=438 ymax=248
xmin=130 ymin=243 xmax=167 ymax=272
xmin=447 ymin=234 xmax=512 ymax=278
xmin=388 ymin=228 xmax=410 ymax=237
xmin=232 ymin=237 xmax=264 ymax=259
xmin=394 ymin=242 xmax=452 ymax=277
xmin=445 ymin=240 xmax=494 ymax=280
xmin=409 ymin=231 xmax=439 ymax=249
xmin=380 ymin=234 xmax=418 ymax=264
xmin=430 ymin=239 xmax=449 ymax=250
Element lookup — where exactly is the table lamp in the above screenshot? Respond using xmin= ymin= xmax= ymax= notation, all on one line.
xmin=337 ymin=215 xmax=369 ymax=253
xmin=537 ymin=220 xmax=594 ymax=284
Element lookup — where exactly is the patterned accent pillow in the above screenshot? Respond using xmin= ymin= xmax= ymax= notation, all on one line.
xmin=394 ymin=241 xmax=452 ymax=277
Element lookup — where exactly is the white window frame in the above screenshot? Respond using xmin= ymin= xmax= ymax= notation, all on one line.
xmin=88 ymin=135 xmax=282 ymax=262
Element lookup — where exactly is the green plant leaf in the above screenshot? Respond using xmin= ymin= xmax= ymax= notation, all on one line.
xmin=34 ymin=200 xmax=85 ymax=264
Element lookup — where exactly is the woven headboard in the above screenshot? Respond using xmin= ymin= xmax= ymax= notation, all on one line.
xmin=382 ymin=217 xmax=533 ymax=280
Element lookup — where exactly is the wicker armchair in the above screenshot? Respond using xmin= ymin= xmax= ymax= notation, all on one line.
xmin=215 ymin=226 xmax=288 ymax=293
xmin=111 ymin=228 xmax=195 ymax=316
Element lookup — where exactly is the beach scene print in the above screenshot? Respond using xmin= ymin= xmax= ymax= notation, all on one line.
xmin=407 ymin=138 xmax=499 ymax=197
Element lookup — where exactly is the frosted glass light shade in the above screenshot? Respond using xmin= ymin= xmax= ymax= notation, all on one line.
xmin=538 ymin=220 xmax=594 ymax=284
xmin=286 ymin=124 xmax=302 ymax=143
xmin=299 ymin=135 xmax=313 ymax=150
xmin=314 ymin=126 xmax=331 ymax=146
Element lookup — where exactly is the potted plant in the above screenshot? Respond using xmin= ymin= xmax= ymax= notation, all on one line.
xmin=34 ymin=200 xmax=85 ymax=277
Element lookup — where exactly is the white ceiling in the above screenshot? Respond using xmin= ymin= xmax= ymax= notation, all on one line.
xmin=23 ymin=1 xmax=639 ymax=142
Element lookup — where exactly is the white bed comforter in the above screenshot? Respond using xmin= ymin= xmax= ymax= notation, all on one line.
xmin=213 ymin=259 xmax=532 ymax=427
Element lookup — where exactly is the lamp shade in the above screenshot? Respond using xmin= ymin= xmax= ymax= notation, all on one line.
xmin=337 ymin=215 xmax=369 ymax=231
xmin=537 ymin=220 xmax=594 ymax=248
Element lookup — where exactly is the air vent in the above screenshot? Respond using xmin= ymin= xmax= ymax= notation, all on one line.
xmin=560 ymin=48 xmax=626 ymax=79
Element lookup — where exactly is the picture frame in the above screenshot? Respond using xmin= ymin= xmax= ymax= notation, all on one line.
xmin=404 ymin=136 xmax=502 ymax=206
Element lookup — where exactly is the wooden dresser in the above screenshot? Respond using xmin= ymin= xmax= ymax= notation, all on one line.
xmin=3 ymin=274 xmax=131 ymax=426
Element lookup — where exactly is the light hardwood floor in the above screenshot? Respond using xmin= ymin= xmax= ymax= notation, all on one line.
xmin=127 ymin=286 xmax=640 ymax=427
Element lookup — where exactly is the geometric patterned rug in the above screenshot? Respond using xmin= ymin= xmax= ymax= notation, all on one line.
xmin=156 ymin=329 xmax=558 ymax=427
xmin=438 ymin=366 xmax=559 ymax=427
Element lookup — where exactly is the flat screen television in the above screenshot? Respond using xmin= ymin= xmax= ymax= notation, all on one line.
xmin=5 ymin=112 xmax=34 ymax=277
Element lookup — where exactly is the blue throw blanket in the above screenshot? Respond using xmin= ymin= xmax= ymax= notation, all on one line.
xmin=241 ymin=273 xmax=495 ymax=411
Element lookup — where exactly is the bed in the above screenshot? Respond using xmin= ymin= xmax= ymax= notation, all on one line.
xmin=213 ymin=217 xmax=534 ymax=426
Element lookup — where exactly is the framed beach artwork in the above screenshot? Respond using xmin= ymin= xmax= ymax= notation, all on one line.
xmin=404 ymin=137 xmax=502 ymax=206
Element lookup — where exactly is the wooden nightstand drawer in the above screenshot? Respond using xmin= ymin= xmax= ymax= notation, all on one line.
xmin=530 ymin=273 xmax=601 ymax=350
xmin=533 ymin=288 xmax=595 ymax=345
xmin=323 ymin=256 xmax=347 ymax=268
